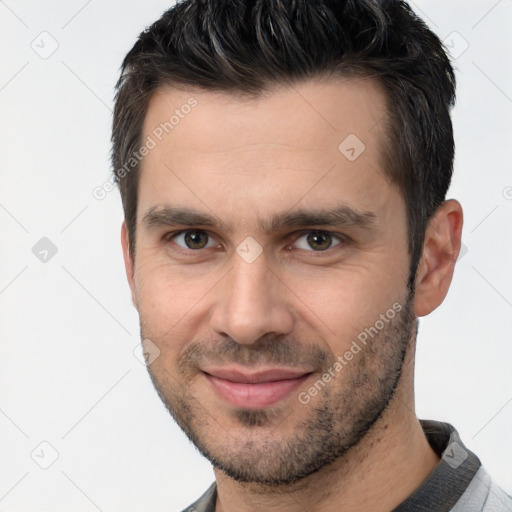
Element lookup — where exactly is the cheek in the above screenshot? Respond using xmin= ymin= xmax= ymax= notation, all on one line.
xmin=287 ymin=259 xmax=407 ymax=348
xmin=134 ymin=257 xmax=216 ymax=344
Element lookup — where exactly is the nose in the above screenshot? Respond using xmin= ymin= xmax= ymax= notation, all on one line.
xmin=209 ymin=252 xmax=295 ymax=345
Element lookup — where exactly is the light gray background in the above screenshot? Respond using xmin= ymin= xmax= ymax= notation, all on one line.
xmin=1 ymin=1 xmax=511 ymax=510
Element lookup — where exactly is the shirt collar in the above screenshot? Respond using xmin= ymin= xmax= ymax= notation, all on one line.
xmin=185 ymin=420 xmax=481 ymax=512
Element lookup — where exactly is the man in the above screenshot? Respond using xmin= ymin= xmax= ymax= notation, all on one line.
xmin=112 ymin=0 xmax=511 ymax=510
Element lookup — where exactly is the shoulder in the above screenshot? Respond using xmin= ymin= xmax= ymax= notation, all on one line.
xmin=452 ymin=466 xmax=512 ymax=512
xmin=180 ymin=482 xmax=217 ymax=512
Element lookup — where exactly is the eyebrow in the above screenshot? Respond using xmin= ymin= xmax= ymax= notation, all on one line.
xmin=141 ymin=204 xmax=377 ymax=234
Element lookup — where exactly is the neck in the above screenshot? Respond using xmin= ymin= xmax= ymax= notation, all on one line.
xmin=214 ymin=341 xmax=439 ymax=512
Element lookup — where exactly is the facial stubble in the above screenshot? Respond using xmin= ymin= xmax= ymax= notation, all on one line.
xmin=143 ymin=291 xmax=416 ymax=486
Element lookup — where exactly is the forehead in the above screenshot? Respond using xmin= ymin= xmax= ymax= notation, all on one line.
xmin=137 ymin=77 xmax=395 ymax=225
xmin=143 ymin=76 xmax=388 ymax=151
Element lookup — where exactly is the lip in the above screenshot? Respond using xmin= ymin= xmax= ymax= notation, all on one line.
xmin=203 ymin=367 xmax=313 ymax=409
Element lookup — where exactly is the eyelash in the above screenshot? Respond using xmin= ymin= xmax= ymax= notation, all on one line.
xmin=163 ymin=229 xmax=350 ymax=255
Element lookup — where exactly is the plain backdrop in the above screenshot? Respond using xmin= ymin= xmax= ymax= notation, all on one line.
xmin=1 ymin=1 xmax=511 ymax=510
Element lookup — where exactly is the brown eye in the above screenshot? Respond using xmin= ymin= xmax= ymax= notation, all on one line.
xmin=172 ymin=230 xmax=215 ymax=250
xmin=184 ymin=231 xmax=209 ymax=249
xmin=306 ymin=232 xmax=333 ymax=251
xmin=293 ymin=231 xmax=343 ymax=252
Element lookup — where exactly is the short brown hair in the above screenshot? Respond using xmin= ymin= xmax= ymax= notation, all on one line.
xmin=112 ymin=0 xmax=456 ymax=288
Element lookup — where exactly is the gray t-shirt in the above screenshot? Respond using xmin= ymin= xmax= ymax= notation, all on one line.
xmin=181 ymin=420 xmax=512 ymax=512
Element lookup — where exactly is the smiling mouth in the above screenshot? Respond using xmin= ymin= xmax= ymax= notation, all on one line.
xmin=202 ymin=367 xmax=314 ymax=409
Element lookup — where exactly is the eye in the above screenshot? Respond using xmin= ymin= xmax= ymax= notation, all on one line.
xmin=171 ymin=230 xmax=218 ymax=250
xmin=293 ymin=231 xmax=343 ymax=252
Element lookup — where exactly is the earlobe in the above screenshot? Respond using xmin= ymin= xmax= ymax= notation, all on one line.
xmin=413 ymin=200 xmax=463 ymax=317
xmin=121 ymin=222 xmax=138 ymax=309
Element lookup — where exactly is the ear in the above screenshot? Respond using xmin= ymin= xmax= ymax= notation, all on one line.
xmin=121 ymin=221 xmax=138 ymax=309
xmin=413 ymin=199 xmax=463 ymax=317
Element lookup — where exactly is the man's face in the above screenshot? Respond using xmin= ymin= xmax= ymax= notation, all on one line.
xmin=125 ymin=77 xmax=416 ymax=484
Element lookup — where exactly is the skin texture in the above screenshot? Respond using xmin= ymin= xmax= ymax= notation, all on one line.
xmin=121 ymin=77 xmax=463 ymax=511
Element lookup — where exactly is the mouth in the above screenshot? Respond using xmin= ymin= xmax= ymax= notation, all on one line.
xmin=202 ymin=367 xmax=314 ymax=409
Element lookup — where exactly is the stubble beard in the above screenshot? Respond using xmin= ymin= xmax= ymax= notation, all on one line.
xmin=143 ymin=291 xmax=416 ymax=486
